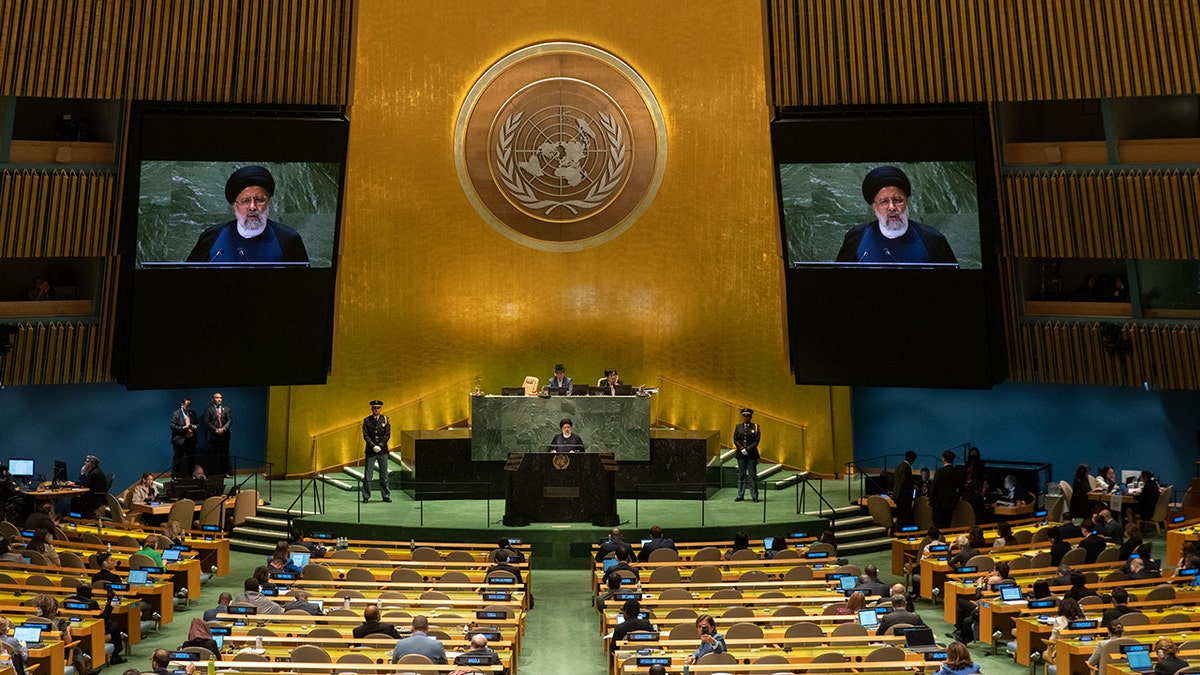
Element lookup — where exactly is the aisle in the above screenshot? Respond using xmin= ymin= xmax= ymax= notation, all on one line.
xmin=518 ymin=570 xmax=604 ymax=674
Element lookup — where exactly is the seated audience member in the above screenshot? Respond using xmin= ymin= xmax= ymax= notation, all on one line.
xmin=456 ymin=633 xmax=505 ymax=673
xmin=1094 ymin=466 xmax=1120 ymax=494
xmin=610 ymin=598 xmax=655 ymax=651
xmin=1044 ymin=597 xmax=1086 ymax=664
xmin=494 ymin=538 xmax=524 ymax=564
xmin=600 ymin=558 xmax=640 ymax=589
xmin=1065 ymin=571 xmax=1097 ymax=601
xmin=1178 ymin=541 xmax=1200 ymax=570
xmin=595 ymin=575 xmax=626 ymax=613
xmin=1029 ymin=579 xmax=1053 ymax=600
xmin=851 ymin=564 xmax=890 ymax=597
xmin=912 ymin=527 xmax=946 ymax=596
xmin=487 ymin=549 xmax=523 ymax=581
xmin=92 ymin=552 xmax=121 ymax=586
xmin=949 ymin=527 xmax=985 ymax=568
xmin=391 ymin=615 xmax=447 ymax=664
xmin=1095 ymin=509 xmax=1123 ymax=543
xmin=683 ymin=614 xmax=725 ymax=666
xmin=0 ymin=540 xmax=23 ymax=563
xmin=202 ymin=592 xmax=233 ymax=622
xmin=265 ymin=541 xmax=302 ymax=576
xmin=191 ymin=464 xmax=207 ymax=480
xmin=1125 ymin=555 xmax=1161 ymax=580
xmin=1153 ymin=638 xmax=1188 ymax=675
xmin=1088 ymin=621 xmax=1125 ymax=668
xmin=22 ymin=502 xmax=56 ymax=532
xmin=876 ymin=593 xmax=926 ymax=636
xmin=996 ymin=475 xmax=1024 ymax=505
xmin=1119 ymin=522 xmax=1143 ymax=561
xmin=764 ymin=535 xmax=789 ymax=559
xmin=149 ymin=649 xmax=176 ymax=675
xmin=1048 ymin=529 xmax=1071 ymax=567
xmin=27 ymin=528 xmax=60 ymax=567
xmin=161 ymin=520 xmax=186 ymax=547
xmin=1056 ymin=511 xmax=1084 ymax=540
xmin=1078 ymin=519 xmax=1108 ymax=563
xmin=981 ymin=560 xmax=1013 ymax=590
xmin=992 ymin=522 xmax=1014 ymax=548
xmin=179 ymin=617 xmax=219 ymax=656
xmin=131 ymin=472 xmax=158 ymax=505
xmin=281 ymin=589 xmax=322 ymax=616
xmin=595 ymin=528 xmax=634 ymax=562
xmin=888 ymin=583 xmax=915 ymax=612
xmin=0 ymin=616 xmax=28 ymax=675
xmin=75 ymin=455 xmax=109 ymax=517
xmin=636 ymin=525 xmax=677 ymax=562
xmin=1135 ymin=470 xmax=1161 ymax=523
xmin=1101 ymin=588 xmax=1133 ymax=628
xmin=937 ymin=640 xmax=981 ymax=675
xmin=353 ymin=603 xmax=400 ymax=640
xmin=135 ymin=537 xmax=163 ymax=567
xmin=252 ymin=565 xmax=277 ymax=592
xmin=233 ymin=578 xmax=282 ymax=615
xmin=839 ymin=591 xmax=868 ymax=615
xmin=66 ymin=583 xmax=124 ymax=664
xmin=724 ymin=531 xmax=752 ymax=560
xmin=1050 ymin=563 xmax=1073 ymax=587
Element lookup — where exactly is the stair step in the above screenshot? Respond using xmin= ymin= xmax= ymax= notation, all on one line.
xmin=719 ymin=448 xmax=738 ymax=463
xmin=229 ymin=538 xmax=276 ymax=554
xmin=258 ymin=506 xmax=319 ymax=519
xmin=836 ymin=525 xmax=888 ymax=540
xmin=756 ymin=464 xmax=783 ymax=480
xmin=772 ymin=474 xmax=804 ymax=490
xmin=316 ymin=473 xmax=355 ymax=491
xmin=802 ymin=504 xmax=861 ymax=518
xmin=235 ymin=526 xmax=290 ymax=540
xmin=244 ymin=515 xmax=290 ymax=528
xmin=839 ymin=538 xmax=893 ymax=553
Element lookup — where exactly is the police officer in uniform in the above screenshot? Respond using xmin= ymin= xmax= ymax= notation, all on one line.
xmin=733 ymin=407 xmax=760 ymax=502
xmin=361 ymin=400 xmax=391 ymax=503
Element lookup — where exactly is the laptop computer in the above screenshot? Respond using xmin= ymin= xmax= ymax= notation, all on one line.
xmin=840 ymin=575 xmax=859 ymax=591
xmin=13 ymin=625 xmax=43 ymax=648
xmin=290 ymin=552 xmax=310 ymax=568
xmin=162 ymin=548 xmax=182 ymax=562
xmin=998 ymin=585 xmax=1026 ymax=605
xmin=1125 ymin=647 xmax=1154 ymax=673
xmin=127 ymin=569 xmax=151 ymax=586
xmin=903 ymin=626 xmax=944 ymax=653
xmin=857 ymin=608 xmax=880 ymax=629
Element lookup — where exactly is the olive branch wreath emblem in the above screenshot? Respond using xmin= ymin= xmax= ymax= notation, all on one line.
xmin=495 ymin=111 xmax=626 ymax=216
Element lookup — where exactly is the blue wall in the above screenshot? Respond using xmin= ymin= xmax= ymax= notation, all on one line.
xmin=852 ymin=381 xmax=1199 ymax=492
xmin=0 ymin=383 xmax=269 ymax=492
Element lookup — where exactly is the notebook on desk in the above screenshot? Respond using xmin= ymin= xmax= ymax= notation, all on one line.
xmin=998 ymin=585 xmax=1026 ymax=604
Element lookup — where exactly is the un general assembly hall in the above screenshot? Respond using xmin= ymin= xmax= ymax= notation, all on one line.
xmin=1 ymin=2 xmax=1200 ymax=674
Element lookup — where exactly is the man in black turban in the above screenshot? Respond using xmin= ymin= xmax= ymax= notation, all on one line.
xmin=186 ymin=165 xmax=309 ymax=263
xmin=835 ymin=165 xmax=956 ymax=264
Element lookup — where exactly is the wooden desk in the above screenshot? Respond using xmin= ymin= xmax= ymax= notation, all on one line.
xmin=16 ymin=485 xmax=90 ymax=500
xmin=993 ymin=503 xmax=1035 ymax=518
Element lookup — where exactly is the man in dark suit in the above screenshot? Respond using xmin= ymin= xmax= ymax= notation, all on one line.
xmin=353 ymin=603 xmax=400 ymax=640
xmin=595 ymin=528 xmax=634 ymax=562
xmin=733 ymin=407 xmax=760 ymax=502
xmin=875 ymin=593 xmax=926 ymax=635
xmin=850 ymin=564 xmax=891 ymax=597
xmin=203 ymin=392 xmax=232 ymax=477
xmin=929 ymin=450 xmax=964 ymax=528
xmin=170 ymin=398 xmax=198 ymax=478
xmin=361 ymin=399 xmax=392 ymax=503
xmin=1101 ymin=588 xmax=1133 ymax=628
xmin=892 ymin=450 xmax=917 ymax=528
xmin=1078 ymin=519 xmax=1108 ymax=563
xmin=1056 ymin=511 xmax=1084 ymax=540
xmin=546 ymin=363 xmax=572 ymax=394
xmin=486 ymin=550 xmax=523 ymax=584
xmin=637 ymin=525 xmax=677 ymax=562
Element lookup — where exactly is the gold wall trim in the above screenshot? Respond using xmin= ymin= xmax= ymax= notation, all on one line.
xmin=1009 ymin=321 xmax=1200 ymax=389
xmin=0 ymin=169 xmax=116 ymax=257
xmin=1003 ymin=169 xmax=1200 ymax=259
xmin=768 ymin=0 xmax=1200 ymax=106
xmin=1 ymin=0 xmax=352 ymax=103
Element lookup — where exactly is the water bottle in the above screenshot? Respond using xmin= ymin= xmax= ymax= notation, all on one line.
xmin=410 ymin=538 xmax=415 ymax=552
xmin=106 ymin=542 xmax=111 ymax=553
xmin=207 ymin=659 xmax=215 ymax=675
xmin=254 ymin=635 xmax=262 ymax=651
xmin=343 ymin=595 xmax=351 ymax=611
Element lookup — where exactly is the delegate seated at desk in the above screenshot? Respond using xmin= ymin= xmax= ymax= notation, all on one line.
xmin=595 ymin=368 xmax=622 ymax=395
xmin=547 ymin=419 xmax=584 ymax=453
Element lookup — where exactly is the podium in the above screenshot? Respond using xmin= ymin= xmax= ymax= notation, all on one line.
xmin=503 ymin=452 xmax=619 ymax=527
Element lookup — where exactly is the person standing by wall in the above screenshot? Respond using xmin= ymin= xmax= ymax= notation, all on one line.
xmin=362 ymin=399 xmax=391 ymax=503
xmin=733 ymin=407 xmax=760 ymax=502
xmin=203 ymin=393 xmax=232 ymax=477
xmin=169 ymin=398 xmax=198 ymax=478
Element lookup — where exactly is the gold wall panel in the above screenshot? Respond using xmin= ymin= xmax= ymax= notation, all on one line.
xmin=268 ymin=0 xmax=853 ymax=477
xmin=769 ymin=0 xmax=1200 ymax=106
xmin=0 ymin=170 xmax=116 ymax=257
xmin=1 ymin=0 xmax=352 ymax=102
xmin=1009 ymin=321 xmax=1200 ymax=389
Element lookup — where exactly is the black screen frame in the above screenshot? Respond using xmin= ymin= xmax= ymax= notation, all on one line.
xmin=772 ymin=103 xmax=1005 ymax=389
xmin=114 ymin=104 xmax=349 ymax=389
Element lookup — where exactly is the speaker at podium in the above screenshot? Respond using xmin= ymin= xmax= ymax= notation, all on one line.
xmin=503 ymin=452 xmax=618 ymax=527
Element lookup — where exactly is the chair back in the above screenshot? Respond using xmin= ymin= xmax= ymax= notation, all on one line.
xmin=345 ymin=567 xmax=377 ymax=583
xmin=232 ymin=489 xmax=257 ymax=527
xmin=725 ymin=622 xmax=764 ymax=647
xmin=831 ymin=622 xmax=867 ymax=637
xmin=648 ymin=566 xmax=680 ymax=584
xmin=362 ymin=547 xmax=391 ymax=560
xmin=1143 ymin=584 xmax=1176 ymax=602
xmin=690 ymin=566 xmax=723 ymax=583
xmin=391 ymin=568 xmax=422 ymax=583
xmin=329 ymin=549 xmax=360 ymax=559
xmin=167 ymin=498 xmax=195 ymax=530
xmin=965 ymin=554 xmax=995 ymax=572
xmin=867 ymin=495 xmax=893 ymax=529
xmin=647 ymin=547 xmax=679 ymax=562
xmin=866 ymin=646 xmax=906 ymax=662
xmin=445 ymin=550 xmax=476 ymax=563
xmin=128 ymin=553 xmax=158 ymax=569
xmin=302 ymin=563 xmax=333 ymax=580
xmin=784 ymin=565 xmax=814 ymax=581
xmin=693 ymin=546 xmax=721 ymax=561
xmin=1096 ymin=638 xmax=1139 ymax=674
xmin=182 ymin=646 xmax=216 ymax=660
xmin=197 ymin=495 xmax=225 ymax=530
xmin=290 ymin=644 xmax=332 ymax=663
xmin=950 ymin=500 xmax=976 ymax=528
xmin=785 ymin=622 xmax=824 ymax=638
xmin=914 ymin=496 xmax=934 ymax=530
xmin=411 ymin=546 xmax=441 ymax=561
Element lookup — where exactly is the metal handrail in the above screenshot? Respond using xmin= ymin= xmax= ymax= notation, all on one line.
xmin=228 ymin=457 xmax=275 ymax=502
xmin=282 ymin=476 xmax=325 ymax=531
xmin=795 ymin=474 xmax=838 ymax=523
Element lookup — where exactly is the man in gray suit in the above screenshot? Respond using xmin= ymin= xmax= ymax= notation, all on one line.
xmin=391 ymin=615 xmax=446 ymax=664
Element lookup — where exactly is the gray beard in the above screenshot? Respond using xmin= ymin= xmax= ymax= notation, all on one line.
xmin=237 ymin=207 xmax=270 ymax=237
xmin=877 ymin=212 xmax=909 ymax=239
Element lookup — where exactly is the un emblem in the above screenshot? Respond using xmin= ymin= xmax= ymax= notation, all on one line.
xmin=456 ymin=42 xmax=667 ymax=251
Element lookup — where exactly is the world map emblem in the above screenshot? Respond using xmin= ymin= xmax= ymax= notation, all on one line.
xmin=456 ymin=42 xmax=667 ymax=251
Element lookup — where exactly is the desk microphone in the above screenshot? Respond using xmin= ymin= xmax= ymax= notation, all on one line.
xmin=210 ymin=249 xmax=226 ymax=262
xmin=858 ymin=249 xmax=871 ymax=262
xmin=237 ymin=247 xmax=249 ymax=262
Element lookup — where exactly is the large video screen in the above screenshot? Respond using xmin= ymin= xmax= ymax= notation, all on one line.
xmin=773 ymin=105 xmax=1005 ymax=388
xmin=114 ymin=107 xmax=349 ymax=389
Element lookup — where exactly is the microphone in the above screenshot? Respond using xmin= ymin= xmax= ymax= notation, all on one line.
xmin=237 ymin=248 xmax=249 ymax=262
xmin=210 ymin=249 xmax=225 ymax=262
xmin=883 ymin=248 xmax=896 ymax=262
xmin=858 ymin=249 xmax=871 ymax=262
